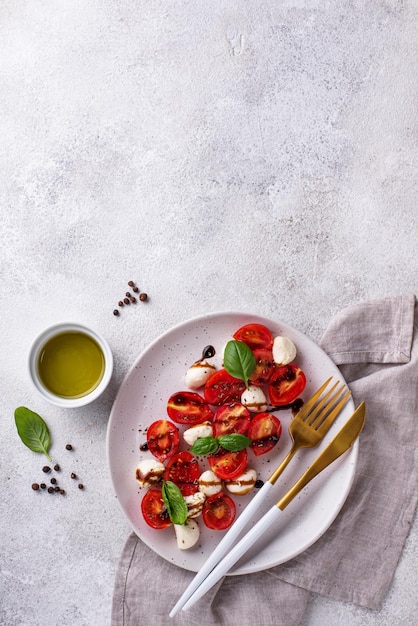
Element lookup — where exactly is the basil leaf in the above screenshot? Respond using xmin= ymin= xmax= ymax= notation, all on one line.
xmin=161 ymin=480 xmax=188 ymax=525
xmin=218 ymin=433 xmax=251 ymax=452
xmin=224 ymin=340 xmax=256 ymax=388
xmin=190 ymin=436 xmax=219 ymax=456
xmin=14 ymin=407 xmax=52 ymax=461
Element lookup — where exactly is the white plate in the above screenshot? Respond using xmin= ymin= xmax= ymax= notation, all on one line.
xmin=106 ymin=312 xmax=357 ymax=575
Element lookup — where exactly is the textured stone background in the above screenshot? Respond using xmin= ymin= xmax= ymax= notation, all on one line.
xmin=1 ymin=1 xmax=417 ymax=624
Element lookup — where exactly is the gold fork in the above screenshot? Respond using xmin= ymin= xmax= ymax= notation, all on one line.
xmin=170 ymin=377 xmax=351 ymax=617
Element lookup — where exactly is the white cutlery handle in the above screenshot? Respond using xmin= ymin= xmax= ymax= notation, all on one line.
xmin=182 ymin=504 xmax=282 ymax=611
xmin=169 ymin=480 xmax=273 ymax=617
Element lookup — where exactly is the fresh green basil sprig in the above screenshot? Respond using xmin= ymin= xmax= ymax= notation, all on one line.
xmin=161 ymin=480 xmax=188 ymax=525
xmin=191 ymin=433 xmax=251 ymax=456
xmin=14 ymin=406 xmax=53 ymax=461
xmin=223 ymin=340 xmax=256 ymax=389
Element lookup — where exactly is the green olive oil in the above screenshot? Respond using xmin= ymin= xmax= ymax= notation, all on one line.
xmin=37 ymin=331 xmax=105 ymax=398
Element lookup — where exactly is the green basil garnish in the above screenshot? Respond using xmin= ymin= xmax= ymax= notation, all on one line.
xmin=223 ymin=340 xmax=256 ymax=389
xmin=161 ymin=480 xmax=188 ymax=525
xmin=14 ymin=407 xmax=52 ymax=461
xmin=218 ymin=433 xmax=251 ymax=452
xmin=190 ymin=436 xmax=219 ymax=456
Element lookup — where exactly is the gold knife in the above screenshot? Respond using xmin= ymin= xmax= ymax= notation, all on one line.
xmin=177 ymin=401 xmax=366 ymax=613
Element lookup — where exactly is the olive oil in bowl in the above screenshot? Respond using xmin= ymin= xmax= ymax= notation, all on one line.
xmin=37 ymin=331 xmax=105 ymax=398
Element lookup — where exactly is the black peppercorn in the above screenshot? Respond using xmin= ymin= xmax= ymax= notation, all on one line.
xmin=60 ymin=489 xmax=66 ymax=495
xmin=54 ymin=464 xmax=60 ymax=471
xmin=54 ymin=486 xmax=60 ymax=492
xmin=78 ymin=483 xmax=84 ymax=490
xmin=48 ymin=487 xmax=54 ymax=493
xmin=51 ymin=477 xmax=57 ymax=485
xmin=113 ymin=309 xmax=119 ymax=316
xmin=123 ymin=297 xmax=130 ymax=304
xmin=125 ymin=291 xmax=131 ymax=297
xmin=133 ymin=286 xmax=139 ymax=293
xmin=66 ymin=444 xmax=73 ymax=450
xmin=128 ymin=281 xmax=134 ymax=287
xmin=118 ymin=300 xmax=124 ymax=307
xmin=40 ymin=483 xmax=46 ymax=490
xmin=130 ymin=297 xmax=136 ymax=303
xmin=32 ymin=483 xmax=40 ymax=491
xmin=71 ymin=472 xmax=77 ymax=479
xmin=42 ymin=466 xmax=51 ymax=473
xmin=139 ymin=293 xmax=148 ymax=302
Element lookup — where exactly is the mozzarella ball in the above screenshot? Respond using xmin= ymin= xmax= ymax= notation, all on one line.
xmin=241 ymin=385 xmax=268 ymax=412
xmin=198 ymin=470 xmax=222 ymax=496
xmin=184 ymin=491 xmax=206 ymax=518
xmin=272 ymin=336 xmax=297 ymax=365
xmin=225 ymin=468 xmax=257 ymax=495
xmin=183 ymin=421 xmax=213 ymax=446
xmin=135 ymin=459 xmax=164 ymax=488
xmin=174 ymin=519 xmax=200 ymax=550
xmin=185 ymin=360 xmax=216 ymax=389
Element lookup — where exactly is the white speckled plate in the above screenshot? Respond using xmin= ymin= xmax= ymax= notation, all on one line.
xmin=106 ymin=312 xmax=357 ymax=574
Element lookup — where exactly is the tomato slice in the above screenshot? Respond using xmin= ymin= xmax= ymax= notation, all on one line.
xmin=202 ymin=492 xmax=236 ymax=530
xmin=141 ymin=488 xmax=172 ymax=529
xmin=212 ymin=403 xmax=251 ymax=437
xmin=208 ymin=448 xmax=248 ymax=480
xmin=163 ymin=451 xmax=201 ymax=496
xmin=167 ymin=391 xmax=213 ymax=425
xmin=146 ymin=420 xmax=180 ymax=462
xmin=247 ymin=412 xmax=282 ymax=456
xmin=233 ymin=323 xmax=273 ymax=350
xmin=249 ymin=348 xmax=274 ymax=386
xmin=204 ymin=369 xmax=246 ymax=406
xmin=268 ymin=364 xmax=306 ymax=406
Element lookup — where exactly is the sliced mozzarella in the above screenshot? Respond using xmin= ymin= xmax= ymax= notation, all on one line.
xmin=183 ymin=421 xmax=213 ymax=446
xmin=174 ymin=519 xmax=200 ymax=550
xmin=241 ymin=385 xmax=268 ymax=412
xmin=272 ymin=336 xmax=297 ymax=365
xmin=225 ymin=468 xmax=257 ymax=495
xmin=198 ymin=470 xmax=222 ymax=496
xmin=185 ymin=360 xmax=216 ymax=389
xmin=184 ymin=491 xmax=206 ymax=518
xmin=135 ymin=459 xmax=165 ymax=488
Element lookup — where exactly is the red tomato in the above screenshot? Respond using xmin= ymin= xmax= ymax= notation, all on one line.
xmin=204 ymin=369 xmax=246 ymax=406
xmin=268 ymin=364 xmax=306 ymax=406
xmin=208 ymin=448 xmax=248 ymax=480
xmin=202 ymin=492 xmax=236 ymax=530
xmin=163 ymin=451 xmax=201 ymax=496
xmin=141 ymin=488 xmax=172 ymax=529
xmin=146 ymin=420 xmax=180 ymax=462
xmin=247 ymin=412 xmax=282 ymax=456
xmin=233 ymin=323 xmax=273 ymax=350
xmin=249 ymin=348 xmax=274 ymax=386
xmin=212 ymin=403 xmax=251 ymax=437
xmin=167 ymin=391 xmax=213 ymax=425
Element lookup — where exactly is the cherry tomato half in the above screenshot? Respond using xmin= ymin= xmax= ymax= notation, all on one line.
xmin=249 ymin=348 xmax=274 ymax=386
xmin=204 ymin=369 xmax=246 ymax=406
xmin=141 ymin=488 xmax=172 ymax=529
xmin=202 ymin=492 xmax=236 ymax=530
xmin=212 ymin=402 xmax=251 ymax=437
xmin=233 ymin=323 xmax=274 ymax=350
xmin=208 ymin=448 xmax=248 ymax=480
xmin=247 ymin=412 xmax=282 ymax=456
xmin=167 ymin=391 xmax=213 ymax=425
xmin=163 ymin=451 xmax=201 ymax=496
xmin=146 ymin=420 xmax=180 ymax=462
xmin=268 ymin=364 xmax=306 ymax=406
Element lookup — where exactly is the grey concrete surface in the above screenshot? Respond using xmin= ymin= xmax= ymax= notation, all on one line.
xmin=1 ymin=1 xmax=417 ymax=625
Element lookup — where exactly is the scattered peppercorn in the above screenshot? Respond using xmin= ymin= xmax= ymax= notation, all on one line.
xmin=128 ymin=281 xmax=134 ymax=287
xmin=48 ymin=486 xmax=54 ymax=493
xmin=51 ymin=477 xmax=57 ymax=485
xmin=254 ymin=479 xmax=264 ymax=489
xmin=54 ymin=464 xmax=60 ymax=471
xmin=133 ymin=286 xmax=139 ymax=293
xmin=60 ymin=489 xmax=66 ymax=495
xmin=32 ymin=483 xmax=40 ymax=491
xmin=139 ymin=293 xmax=148 ymax=302
xmin=40 ymin=483 xmax=46 ymax=490
xmin=130 ymin=297 xmax=136 ymax=303
xmin=54 ymin=486 xmax=60 ymax=492
xmin=78 ymin=484 xmax=84 ymax=490
xmin=42 ymin=466 xmax=51 ymax=473
xmin=113 ymin=309 xmax=119 ymax=316
xmin=66 ymin=444 xmax=73 ymax=450
xmin=126 ymin=292 xmax=132 ymax=297
xmin=118 ymin=300 xmax=124 ymax=307
xmin=123 ymin=297 xmax=130 ymax=304
xmin=71 ymin=473 xmax=77 ymax=479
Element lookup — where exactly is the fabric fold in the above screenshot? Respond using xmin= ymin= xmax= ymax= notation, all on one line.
xmin=112 ymin=294 xmax=418 ymax=624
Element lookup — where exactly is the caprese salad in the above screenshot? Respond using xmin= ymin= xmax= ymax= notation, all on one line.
xmin=135 ymin=322 xmax=307 ymax=550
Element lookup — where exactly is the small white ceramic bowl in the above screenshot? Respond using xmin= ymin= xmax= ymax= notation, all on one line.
xmin=28 ymin=322 xmax=113 ymax=408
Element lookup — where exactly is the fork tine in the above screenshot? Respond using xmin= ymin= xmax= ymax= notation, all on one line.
xmin=304 ymin=380 xmax=342 ymax=425
xmin=295 ymin=377 xmax=333 ymax=421
xmin=314 ymin=390 xmax=351 ymax=434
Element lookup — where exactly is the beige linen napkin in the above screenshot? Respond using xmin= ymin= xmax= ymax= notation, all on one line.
xmin=111 ymin=294 xmax=418 ymax=626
